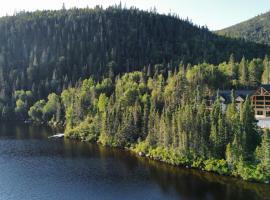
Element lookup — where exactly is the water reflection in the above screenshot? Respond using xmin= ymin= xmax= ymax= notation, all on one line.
xmin=61 ymin=140 xmax=270 ymax=200
xmin=0 ymin=122 xmax=269 ymax=200
xmin=89 ymin=144 xmax=270 ymax=200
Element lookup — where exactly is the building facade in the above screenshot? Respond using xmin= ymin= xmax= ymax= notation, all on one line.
xmin=211 ymin=85 xmax=270 ymax=128
xmin=251 ymin=85 xmax=270 ymax=119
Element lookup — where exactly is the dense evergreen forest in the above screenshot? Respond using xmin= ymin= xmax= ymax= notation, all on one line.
xmin=15 ymin=55 xmax=270 ymax=183
xmin=216 ymin=11 xmax=270 ymax=45
xmin=0 ymin=6 xmax=270 ymax=118
xmin=0 ymin=6 xmax=270 ymax=183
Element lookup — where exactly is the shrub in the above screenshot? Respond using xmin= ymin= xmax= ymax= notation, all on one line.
xmin=204 ymin=159 xmax=230 ymax=175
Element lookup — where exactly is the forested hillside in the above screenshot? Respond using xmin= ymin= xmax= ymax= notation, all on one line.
xmin=216 ymin=11 xmax=270 ymax=45
xmin=0 ymin=5 xmax=269 ymax=183
xmin=23 ymin=57 xmax=270 ymax=183
xmin=0 ymin=5 xmax=270 ymax=116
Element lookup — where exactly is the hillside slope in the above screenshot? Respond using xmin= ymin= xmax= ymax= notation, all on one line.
xmin=216 ymin=11 xmax=270 ymax=45
xmin=0 ymin=6 xmax=269 ymax=104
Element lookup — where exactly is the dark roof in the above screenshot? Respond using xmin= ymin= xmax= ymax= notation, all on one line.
xmin=212 ymin=90 xmax=254 ymax=104
xmin=210 ymin=85 xmax=270 ymax=104
xmin=260 ymin=84 xmax=270 ymax=92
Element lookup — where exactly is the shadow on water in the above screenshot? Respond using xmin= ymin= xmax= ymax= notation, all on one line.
xmin=61 ymin=139 xmax=270 ymax=200
xmin=0 ymin=122 xmax=269 ymax=200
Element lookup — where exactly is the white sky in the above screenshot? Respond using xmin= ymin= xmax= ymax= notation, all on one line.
xmin=0 ymin=0 xmax=270 ymax=30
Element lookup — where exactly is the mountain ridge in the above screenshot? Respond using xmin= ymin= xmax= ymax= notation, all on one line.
xmin=216 ymin=10 xmax=270 ymax=45
xmin=0 ymin=6 xmax=269 ymax=105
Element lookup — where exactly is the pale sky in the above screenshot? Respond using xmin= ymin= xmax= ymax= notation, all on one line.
xmin=0 ymin=0 xmax=270 ymax=30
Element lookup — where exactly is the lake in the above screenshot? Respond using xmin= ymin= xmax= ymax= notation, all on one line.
xmin=0 ymin=122 xmax=269 ymax=200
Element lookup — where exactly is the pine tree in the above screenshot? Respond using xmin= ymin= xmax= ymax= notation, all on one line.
xmin=240 ymin=97 xmax=260 ymax=160
xmin=226 ymin=122 xmax=242 ymax=165
xmin=256 ymin=129 xmax=270 ymax=171
xmin=229 ymin=54 xmax=238 ymax=80
xmin=159 ymin=112 xmax=166 ymax=147
xmin=210 ymin=95 xmax=227 ymax=158
xmin=142 ymin=98 xmax=150 ymax=139
xmin=262 ymin=55 xmax=270 ymax=84
xmin=196 ymin=101 xmax=210 ymax=158
xmin=225 ymin=90 xmax=237 ymax=142
xmin=171 ymin=114 xmax=178 ymax=149
xmin=248 ymin=60 xmax=257 ymax=87
xmin=146 ymin=109 xmax=158 ymax=147
xmin=240 ymin=57 xmax=248 ymax=87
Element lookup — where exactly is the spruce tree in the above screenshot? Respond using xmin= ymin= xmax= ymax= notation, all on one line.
xmin=240 ymin=97 xmax=260 ymax=160
xmin=229 ymin=54 xmax=238 ymax=80
xmin=256 ymin=129 xmax=270 ymax=171
xmin=262 ymin=55 xmax=270 ymax=84
xmin=240 ymin=57 xmax=248 ymax=87
xmin=210 ymin=95 xmax=225 ymax=158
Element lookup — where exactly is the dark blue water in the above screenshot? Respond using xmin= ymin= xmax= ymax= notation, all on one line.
xmin=0 ymin=122 xmax=269 ymax=200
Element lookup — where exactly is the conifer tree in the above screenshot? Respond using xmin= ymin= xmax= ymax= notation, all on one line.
xmin=240 ymin=57 xmax=248 ymax=87
xmin=229 ymin=54 xmax=238 ymax=80
xmin=240 ymin=97 xmax=260 ymax=160
xmin=248 ymin=60 xmax=258 ymax=87
xmin=262 ymin=55 xmax=270 ymax=84
xmin=210 ymin=95 xmax=225 ymax=158
xmin=256 ymin=129 xmax=270 ymax=171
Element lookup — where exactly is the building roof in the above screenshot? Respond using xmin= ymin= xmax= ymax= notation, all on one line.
xmin=260 ymin=84 xmax=270 ymax=92
xmin=210 ymin=85 xmax=270 ymax=104
xmin=212 ymin=90 xmax=254 ymax=104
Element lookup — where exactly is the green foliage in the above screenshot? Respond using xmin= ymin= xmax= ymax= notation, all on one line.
xmin=14 ymin=90 xmax=33 ymax=119
xmin=216 ymin=11 xmax=270 ymax=45
xmin=2 ymin=47 xmax=269 ymax=183
xmin=97 ymin=94 xmax=109 ymax=112
xmin=0 ymin=6 xmax=270 ymax=118
xmin=15 ymin=99 xmax=27 ymax=119
xmin=65 ymin=117 xmax=100 ymax=142
xmin=42 ymin=93 xmax=61 ymax=122
xmin=261 ymin=56 xmax=270 ymax=84
xmin=240 ymin=98 xmax=260 ymax=160
xmin=132 ymin=141 xmax=149 ymax=154
xmin=28 ymin=100 xmax=46 ymax=122
xmin=210 ymin=96 xmax=228 ymax=158
xmin=256 ymin=129 xmax=270 ymax=172
xmin=233 ymin=158 xmax=267 ymax=181
xmin=204 ymin=159 xmax=230 ymax=175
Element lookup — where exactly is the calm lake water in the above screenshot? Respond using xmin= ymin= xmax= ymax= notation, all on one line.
xmin=0 ymin=122 xmax=269 ymax=200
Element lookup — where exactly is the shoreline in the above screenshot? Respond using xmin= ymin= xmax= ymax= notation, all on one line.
xmin=10 ymin=120 xmax=270 ymax=185
xmin=66 ymin=134 xmax=270 ymax=185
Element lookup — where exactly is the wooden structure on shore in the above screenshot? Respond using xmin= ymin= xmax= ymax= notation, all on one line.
xmin=251 ymin=85 xmax=270 ymax=119
xmin=209 ymin=85 xmax=270 ymax=128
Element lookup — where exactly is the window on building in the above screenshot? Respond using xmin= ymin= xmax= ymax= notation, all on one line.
xmin=256 ymin=101 xmax=264 ymax=105
xmin=265 ymin=96 xmax=270 ymax=100
xmin=257 ymin=111 xmax=263 ymax=116
xmin=266 ymin=111 xmax=270 ymax=117
xmin=256 ymin=96 xmax=264 ymax=100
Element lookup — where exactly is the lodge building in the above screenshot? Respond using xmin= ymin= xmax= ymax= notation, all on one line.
xmin=211 ymin=85 xmax=270 ymax=128
xmin=251 ymin=85 xmax=270 ymax=119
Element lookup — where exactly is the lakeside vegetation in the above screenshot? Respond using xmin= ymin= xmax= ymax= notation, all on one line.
xmin=11 ymin=56 xmax=270 ymax=183
xmin=0 ymin=6 xmax=269 ymax=184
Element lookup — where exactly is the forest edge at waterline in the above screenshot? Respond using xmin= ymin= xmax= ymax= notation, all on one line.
xmin=9 ymin=57 xmax=270 ymax=185
xmin=0 ymin=6 xmax=269 ymax=193
xmin=0 ymin=122 xmax=269 ymax=200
